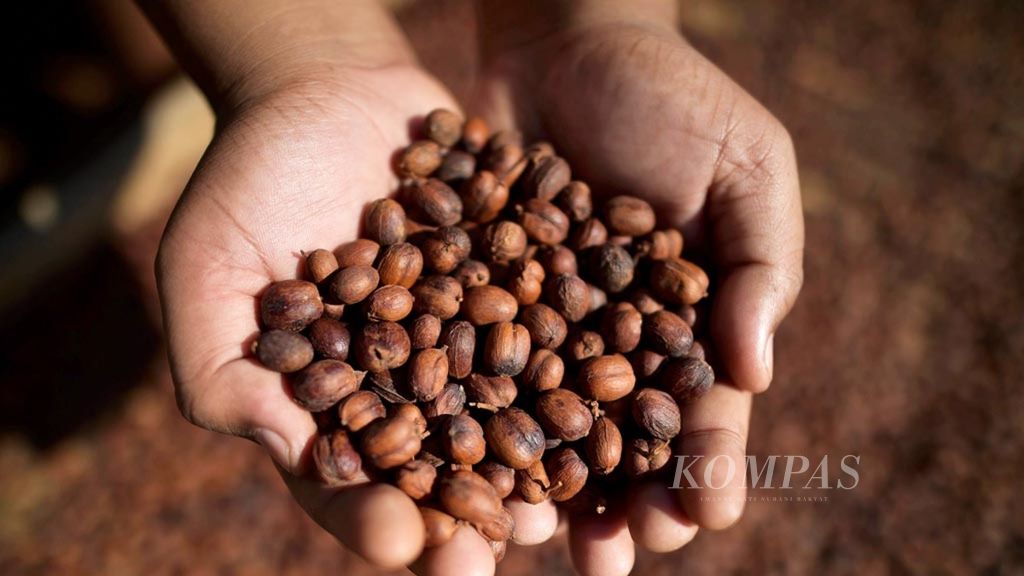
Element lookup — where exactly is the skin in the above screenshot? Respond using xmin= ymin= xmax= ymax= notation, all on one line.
xmin=143 ymin=1 xmax=803 ymax=574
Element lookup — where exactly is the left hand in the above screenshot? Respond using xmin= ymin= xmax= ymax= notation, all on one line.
xmin=471 ymin=18 xmax=804 ymax=575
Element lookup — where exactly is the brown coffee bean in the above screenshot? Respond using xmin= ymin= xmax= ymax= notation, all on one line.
xmin=291 ymin=359 xmax=361 ymax=411
xmin=568 ymin=217 xmax=608 ymax=251
xmin=577 ymin=354 xmax=636 ymax=401
xmin=519 ymin=303 xmax=568 ymax=349
xmin=642 ymin=309 xmax=694 ymax=357
xmin=604 ymin=195 xmax=656 ymax=236
xmin=523 ymin=141 xmax=556 ymax=161
xmin=365 ymin=285 xmax=414 ymax=322
xmin=535 ymin=389 xmax=594 ymax=441
xmin=255 ymin=330 xmax=314 ymax=373
xmin=486 ymin=144 xmax=525 ymax=185
xmin=361 ymin=415 xmax=422 ymax=469
xmin=396 ymin=459 xmax=437 ymax=500
xmin=436 ymin=150 xmax=476 ymax=183
xmin=461 ymin=117 xmax=490 ymax=154
xmin=565 ymin=330 xmax=605 ymax=363
xmin=407 ymin=347 xmax=449 ymax=402
xmin=629 ymin=349 xmax=667 ymax=379
xmin=556 ymin=181 xmax=592 ymax=222
xmin=409 ymin=314 xmax=442 ymax=349
xmin=482 ymin=220 xmax=528 ymax=263
xmin=421 ymin=507 xmax=459 ymax=548
xmin=335 ymin=239 xmax=381 ymax=268
xmin=307 ymin=317 xmax=351 ymax=360
xmin=632 ymin=388 xmax=681 ymax=441
xmin=544 ymin=447 xmax=588 ymax=502
xmin=411 ymin=275 xmax=463 ymax=320
xmin=424 ymin=108 xmax=463 ymax=147
xmin=439 ymin=470 xmax=503 ymax=526
xmin=313 ymin=429 xmax=363 ymax=486
xmin=522 ymin=155 xmax=571 ymax=201
xmin=629 ymin=289 xmax=664 ymax=315
xmin=677 ymin=303 xmax=698 ymax=327
xmin=364 ymin=199 xmax=407 ymax=245
xmin=464 ymin=373 xmax=518 ymax=410
xmin=507 ymin=259 xmax=545 ymax=306
xmin=305 ymin=249 xmax=339 ymax=283
xmin=589 ymin=244 xmax=635 ymax=293
xmin=460 ymin=171 xmax=508 ymax=223
xmin=536 ymin=245 xmax=578 ymax=276
xmin=440 ymin=321 xmax=475 ymax=379
xmin=587 ymin=284 xmax=608 ymax=314
xmin=515 ymin=460 xmax=551 ymax=504
xmin=405 ymin=178 xmax=463 ymax=226
xmin=261 ymin=280 xmax=323 ymax=331
xmin=522 ymin=348 xmax=564 ymax=391
xmin=544 ymin=273 xmax=591 ymax=322
xmin=518 ymin=198 xmax=570 ymax=245
xmin=321 ymin=302 xmax=346 ymax=320
xmin=485 ymin=130 xmax=523 ymax=153
xmin=636 ymin=228 xmax=684 ymax=260
xmin=660 ymin=356 xmax=715 ymax=404
xmin=649 ymin=257 xmax=710 ymax=305
xmin=337 ymin=390 xmax=386 ymax=432
xmin=687 ymin=340 xmax=706 ymax=361
xmin=375 ymin=242 xmax=423 ymax=288
xmin=462 ymin=285 xmax=519 ymax=326
xmin=477 ymin=461 xmax=515 ymax=499
xmin=452 ymin=259 xmax=491 ymax=288
xmin=479 ymin=507 xmax=515 ymax=542
xmin=392 ymin=402 xmax=428 ymax=437
xmin=484 ymin=322 xmax=531 ymax=376
xmin=328 ymin=265 xmax=379 ymax=305
xmin=601 ymin=302 xmax=642 ymax=353
xmin=355 ymin=321 xmax=411 ymax=372
xmin=441 ymin=413 xmax=487 ymax=465
xmin=399 ymin=140 xmax=443 ymax=177
xmin=424 ymin=382 xmax=466 ymax=418
xmin=484 ymin=407 xmax=545 ymax=469
xmin=420 ymin=226 xmax=471 ymax=274
xmin=585 ymin=417 xmax=622 ymax=475
xmin=624 ymin=438 xmax=672 ymax=477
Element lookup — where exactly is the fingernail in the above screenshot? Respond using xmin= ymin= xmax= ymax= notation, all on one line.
xmin=762 ymin=333 xmax=775 ymax=381
xmin=255 ymin=428 xmax=293 ymax=471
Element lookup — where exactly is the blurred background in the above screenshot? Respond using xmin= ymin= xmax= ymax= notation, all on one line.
xmin=0 ymin=0 xmax=1022 ymax=574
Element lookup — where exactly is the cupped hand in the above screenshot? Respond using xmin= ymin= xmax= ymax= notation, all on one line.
xmin=474 ymin=21 xmax=804 ymax=574
xmin=157 ymin=63 xmax=559 ymax=574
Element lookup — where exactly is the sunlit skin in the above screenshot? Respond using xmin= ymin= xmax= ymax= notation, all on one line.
xmin=149 ymin=2 xmax=803 ymax=575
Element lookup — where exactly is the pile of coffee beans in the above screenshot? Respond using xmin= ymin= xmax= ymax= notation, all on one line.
xmin=252 ymin=109 xmax=714 ymax=560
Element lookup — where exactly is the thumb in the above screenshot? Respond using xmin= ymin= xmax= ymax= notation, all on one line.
xmin=707 ymin=119 xmax=804 ymax=392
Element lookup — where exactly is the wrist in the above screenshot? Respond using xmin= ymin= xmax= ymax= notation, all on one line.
xmin=139 ymin=0 xmax=416 ymax=114
xmin=479 ymin=0 xmax=678 ymax=60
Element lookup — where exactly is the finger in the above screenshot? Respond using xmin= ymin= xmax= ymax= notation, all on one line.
xmin=505 ymin=496 xmax=559 ymax=545
xmin=410 ymin=525 xmax=495 ymax=576
xmin=282 ymin=474 xmax=426 ymax=570
xmin=174 ymin=353 xmax=318 ymax=475
xmin=675 ymin=383 xmax=752 ymax=529
xmin=568 ymin=511 xmax=635 ymax=576
xmin=626 ymin=483 xmax=699 ymax=553
xmin=707 ymin=117 xmax=804 ymax=393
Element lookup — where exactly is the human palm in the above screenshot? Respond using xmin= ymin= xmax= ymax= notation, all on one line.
xmin=472 ymin=22 xmax=804 ymax=573
xmin=157 ymin=64 xmax=464 ymax=568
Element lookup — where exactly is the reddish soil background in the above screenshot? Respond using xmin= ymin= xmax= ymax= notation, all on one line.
xmin=1 ymin=1 xmax=1022 ymax=574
